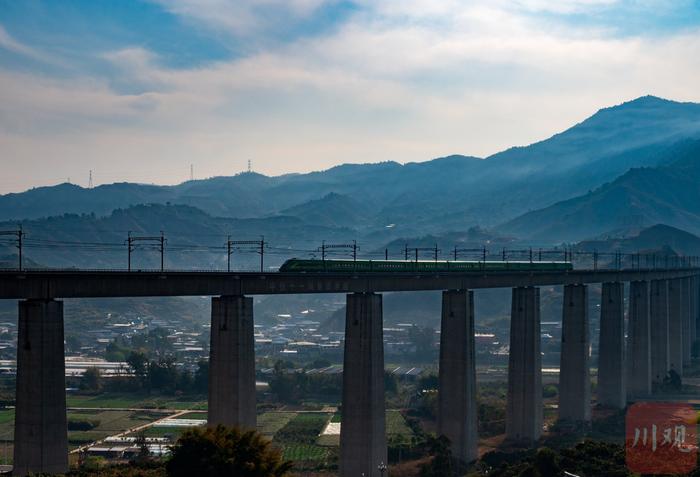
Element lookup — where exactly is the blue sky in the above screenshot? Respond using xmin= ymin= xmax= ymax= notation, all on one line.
xmin=1 ymin=0 xmax=700 ymax=192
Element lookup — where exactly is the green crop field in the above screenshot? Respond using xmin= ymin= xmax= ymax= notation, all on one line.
xmin=282 ymin=444 xmax=330 ymax=462
xmin=316 ymin=410 xmax=412 ymax=448
xmin=66 ymin=393 xmax=206 ymax=410
xmin=257 ymin=412 xmax=297 ymax=437
xmin=138 ymin=426 xmax=187 ymax=439
xmin=272 ymin=413 xmax=335 ymax=469
xmin=274 ymin=413 xmax=330 ymax=445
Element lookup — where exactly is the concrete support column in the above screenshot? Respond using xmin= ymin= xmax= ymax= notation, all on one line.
xmin=438 ymin=289 xmax=477 ymax=463
xmin=650 ymin=280 xmax=669 ymax=385
xmin=208 ymin=295 xmax=256 ymax=429
xmin=682 ymin=278 xmax=692 ymax=366
xmin=506 ymin=286 xmax=542 ymax=442
xmin=691 ymin=276 xmax=698 ymax=348
xmin=627 ymin=281 xmax=651 ymax=400
xmin=694 ymin=276 xmax=700 ymax=345
xmin=668 ymin=278 xmax=684 ymax=377
xmin=598 ymin=282 xmax=625 ymax=409
xmin=559 ymin=284 xmax=590 ymax=423
xmin=13 ymin=299 xmax=68 ymax=476
xmin=340 ymin=293 xmax=387 ymax=477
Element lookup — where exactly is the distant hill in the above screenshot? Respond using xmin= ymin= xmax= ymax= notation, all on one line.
xmin=0 ymin=203 xmax=353 ymax=270
xmin=499 ymin=140 xmax=700 ymax=242
xmin=3 ymin=96 xmax=700 ymax=238
xmin=576 ymin=224 xmax=700 ymax=256
xmin=279 ymin=192 xmax=374 ymax=228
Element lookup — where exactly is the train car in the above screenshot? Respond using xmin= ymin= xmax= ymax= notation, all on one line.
xmin=278 ymin=258 xmax=572 ymax=273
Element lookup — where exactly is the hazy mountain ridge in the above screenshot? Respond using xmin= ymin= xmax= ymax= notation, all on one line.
xmin=499 ymin=140 xmax=700 ymax=242
xmin=3 ymin=96 xmax=700 ymax=235
xmin=576 ymin=224 xmax=700 ymax=256
xmin=0 ymin=204 xmax=353 ymax=270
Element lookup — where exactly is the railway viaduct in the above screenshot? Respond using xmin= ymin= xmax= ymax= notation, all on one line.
xmin=1 ymin=267 xmax=699 ymax=476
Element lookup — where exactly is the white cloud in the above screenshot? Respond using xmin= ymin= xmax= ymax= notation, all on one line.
xmin=0 ymin=24 xmax=52 ymax=63
xmin=148 ymin=0 xmax=335 ymax=36
xmin=1 ymin=1 xmax=700 ymax=192
xmin=510 ymin=0 xmax=620 ymax=14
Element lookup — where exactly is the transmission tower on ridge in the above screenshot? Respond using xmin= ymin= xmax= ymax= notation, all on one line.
xmin=88 ymin=170 xmax=93 ymax=188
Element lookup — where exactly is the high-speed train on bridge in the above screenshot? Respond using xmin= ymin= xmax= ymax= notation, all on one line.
xmin=279 ymin=258 xmax=573 ymax=272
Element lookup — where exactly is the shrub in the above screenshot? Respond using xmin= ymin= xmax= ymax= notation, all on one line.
xmin=166 ymin=425 xmax=293 ymax=477
xmin=68 ymin=419 xmax=100 ymax=431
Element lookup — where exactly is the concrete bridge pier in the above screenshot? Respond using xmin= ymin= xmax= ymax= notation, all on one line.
xmin=438 ymin=289 xmax=477 ymax=463
xmin=691 ymin=276 xmax=698 ymax=349
xmin=13 ymin=299 xmax=68 ymax=476
xmin=597 ymin=282 xmax=625 ymax=408
xmin=668 ymin=278 xmax=684 ymax=377
xmin=627 ymin=281 xmax=651 ymax=400
xmin=650 ymin=280 xmax=669 ymax=386
xmin=682 ymin=278 xmax=692 ymax=367
xmin=340 ymin=293 xmax=387 ymax=477
xmin=208 ymin=295 xmax=256 ymax=429
xmin=506 ymin=286 xmax=542 ymax=442
xmin=558 ymin=284 xmax=590 ymax=423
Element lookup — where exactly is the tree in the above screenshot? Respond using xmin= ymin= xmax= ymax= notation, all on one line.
xmin=147 ymin=356 xmax=179 ymax=391
xmin=409 ymin=325 xmax=436 ymax=361
xmin=166 ymin=425 xmax=293 ymax=477
xmin=193 ymin=360 xmax=208 ymax=393
xmin=127 ymin=351 xmax=149 ymax=384
xmin=106 ymin=339 xmax=131 ymax=361
xmin=533 ymin=448 xmax=560 ymax=476
xmin=134 ymin=431 xmax=151 ymax=464
xmin=420 ymin=435 xmax=453 ymax=477
xmin=147 ymin=327 xmax=173 ymax=356
xmin=79 ymin=367 xmax=102 ymax=392
xmin=66 ymin=335 xmax=83 ymax=354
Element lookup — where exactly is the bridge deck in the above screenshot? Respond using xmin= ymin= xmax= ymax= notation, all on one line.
xmin=0 ymin=268 xmax=697 ymax=299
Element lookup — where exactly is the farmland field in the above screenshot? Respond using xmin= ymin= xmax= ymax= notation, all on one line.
xmin=66 ymin=393 xmax=206 ymax=410
xmin=67 ymin=410 xmax=163 ymax=448
xmin=282 ymin=444 xmax=330 ymax=462
xmin=273 ymin=412 xmax=336 ymax=468
xmin=258 ymin=411 xmax=297 ymax=437
xmin=316 ymin=410 xmax=413 ymax=447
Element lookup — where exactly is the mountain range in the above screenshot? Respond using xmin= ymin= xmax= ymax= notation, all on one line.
xmin=3 ymin=95 xmax=700 ymax=266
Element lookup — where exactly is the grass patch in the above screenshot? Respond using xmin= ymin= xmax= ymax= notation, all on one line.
xmin=316 ymin=434 xmax=338 ymax=447
xmin=68 ymin=430 xmax=113 ymax=447
xmin=0 ymin=410 xmax=13 ymax=425
xmin=177 ymin=412 xmax=207 ymax=420
xmin=0 ymin=409 xmax=14 ymax=441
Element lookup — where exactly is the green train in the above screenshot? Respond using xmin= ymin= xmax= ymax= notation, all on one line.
xmin=279 ymin=258 xmax=573 ymax=273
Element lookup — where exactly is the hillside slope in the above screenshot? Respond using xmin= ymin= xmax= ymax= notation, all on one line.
xmin=499 ymin=140 xmax=700 ymax=242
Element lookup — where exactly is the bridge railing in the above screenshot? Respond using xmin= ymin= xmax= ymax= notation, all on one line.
xmin=2 ymin=230 xmax=699 ymax=272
